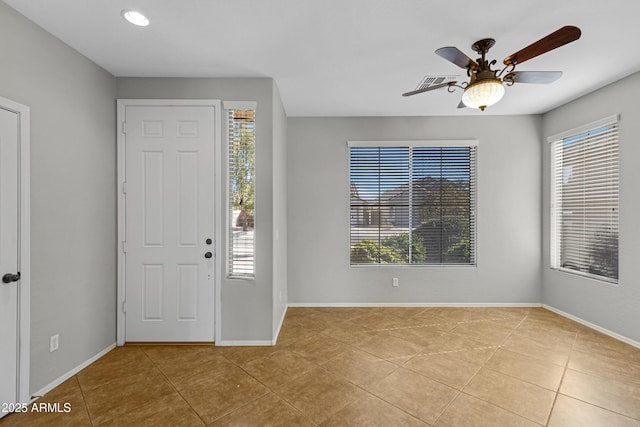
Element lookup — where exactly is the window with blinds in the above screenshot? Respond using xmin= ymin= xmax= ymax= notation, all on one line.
xmin=550 ymin=115 xmax=619 ymax=283
xmin=227 ymin=107 xmax=256 ymax=277
xmin=349 ymin=141 xmax=476 ymax=266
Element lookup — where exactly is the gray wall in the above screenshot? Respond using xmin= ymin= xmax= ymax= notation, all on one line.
xmin=272 ymin=81 xmax=288 ymax=334
xmin=117 ymin=78 xmax=279 ymax=342
xmin=541 ymin=71 xmax=640 ymax=342
xmin=287 ymin=115 xmax=542 ymax=304
xmin=0 ymin=3 xmax=117 ymax=393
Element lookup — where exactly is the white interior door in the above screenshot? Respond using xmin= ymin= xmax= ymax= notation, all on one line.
xmin=0 ymin=107 xmax=20 ymax=413
xmin=124 ymin=105 xmax=216 ymax=342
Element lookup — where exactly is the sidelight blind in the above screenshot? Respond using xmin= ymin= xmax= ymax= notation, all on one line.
xmin=227 ymin=105 xmax=256 ymax=278
xmin=550 ymin=115 xmax=619 ymax=282
xmin=349 ymin=141 xmax=476 ymax=266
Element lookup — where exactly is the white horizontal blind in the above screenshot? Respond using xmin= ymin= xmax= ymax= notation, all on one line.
xmin=349 ymin=143 xmax=476 ymax=266
xmin=228 ymin=108 xmax=256 ymax=277
xmin=550 ymin=117 xmax=619 ymax=282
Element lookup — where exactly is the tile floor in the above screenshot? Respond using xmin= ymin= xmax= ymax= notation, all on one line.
xmin=2 ymin=307 xmax=640 ymax=426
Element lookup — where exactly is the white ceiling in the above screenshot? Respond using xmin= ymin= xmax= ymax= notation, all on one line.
xmin=5 ymin=0 xmax=640 ymax=117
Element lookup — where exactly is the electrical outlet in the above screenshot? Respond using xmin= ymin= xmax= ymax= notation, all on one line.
xmin=392 ymin=277 xmax=399 ymax=287
xmin=50 ymin=334 xmax=59 ymax=352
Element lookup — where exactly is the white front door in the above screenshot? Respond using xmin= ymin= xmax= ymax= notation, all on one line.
xmin=124 ymin=105 xmax=216 ymax=342
xmin=0 ymin=106 xmax=20 ymax=412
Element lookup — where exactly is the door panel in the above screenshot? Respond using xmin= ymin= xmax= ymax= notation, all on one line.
xmin=125 ymin=105 xmax=216 ymax=342
xmin=0 ymin=107 xmax=19 ymax=411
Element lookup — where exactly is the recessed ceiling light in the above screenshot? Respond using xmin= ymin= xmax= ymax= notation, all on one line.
xmin=121 ymin=10 xmax=149 ymax=27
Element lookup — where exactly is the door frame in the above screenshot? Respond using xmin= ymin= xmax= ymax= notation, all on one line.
xmin=0 ymin=96 xmax=31 ymax=403
xmin=116 ymin=99 xmax=222 ymax=346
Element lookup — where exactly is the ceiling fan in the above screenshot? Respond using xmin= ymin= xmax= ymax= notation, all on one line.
xmin=403 ymin=26 xmax=582 ymax=111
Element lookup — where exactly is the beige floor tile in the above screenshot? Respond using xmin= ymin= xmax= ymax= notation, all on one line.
xmin=0 ymin=407 xmax=91 ymax=427
xmin=94 ymin=392 xmax=205 ymax=427
xmin=241 ymin=350 xmax=317 ymax=388
xmin=0 ymin=377 xmax=91 ymax=427
xmin=404 ymin=352 xmax=482 ymax=389
xmin=290 ymin=314 xmax=332 ymax=332
xmin=368 ymin=367 xmax=458 ymax=424
xmin=218 ymin=345 xmax=280 ymax=366
xmin=140 ymin=344 xmax=218 ymax=364
xmin=451 ymin=318 xmax=521 ymax=346
xmin=321 ymin=348 xmax=398 ymax=388
xmin=446 ymin=347 xmax=498 ymax=364
xmin=435 ymin=392 xmax=540 ymax=427
xmin=526 ymin=309 xmax=581 ymax=331
xmin=311 ymin=307 xmax=370 ymax=322
xmin=143 ymin=346 xmax=236 ymax=385
xmin=347 ymin=311 xmax=410 ymax=331
xmin=463 ymin=367 xmax=556 ymax=425
xmin=273 ymin=367 xmax=367 ymax=424
xmin=80 ymin=368 xmax=176 ymax=425
xmin=76 ymin=346 xmax=155 ymax=389
xmin=574 ymin=329 xmax=640 ymax=362
xmin=320 ymin=326 xmax=370 ymax=346
xmin=4 ymin=307 xmax=639 ymax=427
xmin=177 ymin=366 xmax=268 ymax=424
xmin=321 ymin=393 xmax=427 ymax=426
xmin=560 ymin=369 xmax=640 ymax=420
xmin=408 ymin=308 xmax=457 ymax=326
xmin=387 ymin=324 xmax=452 ymax=347
xmin=210 ymin=393 xmax=314 ymax=427
xmin=568 ymin=349 xmax=640 ymax=385
xmin=428 ymin=307 xmax=481 ymax=322
xmin=548 ymin=394 xmax=640 ymax=427
xmin=501 ymin=333 xmax=572 ymax=366
xmin=274 ymin=322 xmax=316 ymax=346
xmin=486 ymin=348 xmax=564 ymax=391
xmin=420 ymin=332 xmax=492 ymax=354
xmin=517 ymin=316 xmax=579 ymax=337
xmin=355 ymin=331 xmax=424 ymax=364
xmin=286 ymin=334 xmax=350 ymax=364
xmin=469 ymin=307 xmax=530 ymax=321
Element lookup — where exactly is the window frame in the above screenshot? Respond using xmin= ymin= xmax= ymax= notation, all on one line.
xmin=347 ymin=140 xmax=478 ymax=268
xmin=224 ymin=101 xmax=257 ymax=279
xmin=548 ymin=114 xmax=619 ymax=284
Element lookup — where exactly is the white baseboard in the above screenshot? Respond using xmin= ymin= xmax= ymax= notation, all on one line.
xmin=287 ymin=302 xmax=542 ymax=308
xmin=543 ymin=304 xmax=640 ymax=349
xmin=272 ymin=305 xmax=288 ymax=345
xmin=31 ymin=343 xmax=116 ymax=401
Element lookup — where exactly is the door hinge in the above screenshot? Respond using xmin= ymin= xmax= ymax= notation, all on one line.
xmin=122 ymin=241 xmax=128 ymax=253
xmin=122 ymin=301 xmax=127 ymax=313
xmin=122 ymin=181 xmax=128 ymax=194
xmin=122 ymin=122 xmax=127 ymax=134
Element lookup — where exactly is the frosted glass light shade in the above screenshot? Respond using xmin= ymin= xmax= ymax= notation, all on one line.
xmin=462 ymin=79 xmax=505 ymax=110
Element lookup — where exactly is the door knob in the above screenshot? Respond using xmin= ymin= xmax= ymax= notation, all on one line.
xmin=204 ymin=252 xmax=213 ymax=259
xmin=2 ymin=272 xmax=20 ymax=284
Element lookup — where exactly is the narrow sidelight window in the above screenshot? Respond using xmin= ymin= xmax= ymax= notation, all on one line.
xmin=227 ymin=105 xmax=256 ymax=277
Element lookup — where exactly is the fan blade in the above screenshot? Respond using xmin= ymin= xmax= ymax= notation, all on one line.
xmin=507 ymin=71 xmax=563 ymax=84
xmin=457 ymin=100 xmax=466 ymax=109
xmin=435 ymin=47 xmax=478 ymax=69
xmin=402 ymin=81 xmax=457 ymax=97
xmin=503 ymin=26 xmax=581 ymax=66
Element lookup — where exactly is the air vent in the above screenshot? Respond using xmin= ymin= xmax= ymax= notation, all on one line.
xmin=416 ymin=75 xmax=460 ymax=90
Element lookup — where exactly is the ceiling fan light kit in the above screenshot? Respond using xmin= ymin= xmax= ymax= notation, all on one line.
xmin=403 ymin=26 xmax=582 ymax=111
xmin=462 ymin=79 xmax=504 ymax=111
